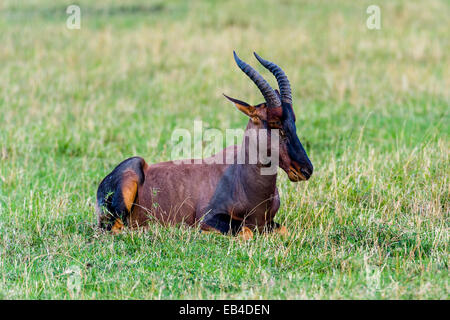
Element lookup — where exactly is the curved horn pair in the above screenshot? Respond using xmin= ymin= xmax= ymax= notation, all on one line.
xmin=253 ymin=52 xmax=292 ymax=105
xmin=233 ymin=51 xmax=292 ymax=107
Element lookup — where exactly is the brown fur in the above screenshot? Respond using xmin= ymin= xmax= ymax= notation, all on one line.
xmin=129 ymin=147 xmax=236 ymax=229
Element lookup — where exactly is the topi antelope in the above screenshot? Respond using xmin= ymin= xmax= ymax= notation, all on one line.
xmin=96 ymin=52 xmax=313 ymax=239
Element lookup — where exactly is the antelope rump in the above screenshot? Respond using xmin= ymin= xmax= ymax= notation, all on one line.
xmin=96 ymin=52 xmax=313 ymax=239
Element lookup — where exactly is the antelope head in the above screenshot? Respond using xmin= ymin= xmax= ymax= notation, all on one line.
xmin=224 ymin=51 xmax=313 ymax=181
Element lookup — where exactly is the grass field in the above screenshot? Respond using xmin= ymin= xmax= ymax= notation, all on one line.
xmin=0 ymin=0 xmax=448 ymax=299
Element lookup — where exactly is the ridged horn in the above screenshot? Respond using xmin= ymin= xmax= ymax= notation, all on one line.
xmin=253 ymin=52 xmax=292 ymax=104
xmin=233 ymin=51 xmax=281 ymax=108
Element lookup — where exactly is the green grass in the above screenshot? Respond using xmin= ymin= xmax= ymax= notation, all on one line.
xmin=0 ymin=0 xmax=448 ymax=299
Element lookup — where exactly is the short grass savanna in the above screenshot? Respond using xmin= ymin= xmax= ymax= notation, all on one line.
xmin=0 ymin=0 xmax=448 ymax=299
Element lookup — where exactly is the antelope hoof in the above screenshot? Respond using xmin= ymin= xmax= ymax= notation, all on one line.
xmin=274 ymin=225 xmax=288 ymax=237
xmin=111 ymin=218 xmax=124 ymax=235
xmin=238 ymin=226 xmax=254 ymax=241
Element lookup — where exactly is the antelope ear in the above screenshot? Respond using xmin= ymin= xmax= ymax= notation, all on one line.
xmin=223 ymin=94 xmax=255 ymax=117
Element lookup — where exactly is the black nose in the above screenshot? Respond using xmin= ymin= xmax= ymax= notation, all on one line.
xmin=300 ymin=167 xmax=312 ymax=180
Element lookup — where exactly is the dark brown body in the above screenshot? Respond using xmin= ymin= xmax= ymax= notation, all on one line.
xmin=97 ymin=141 xmax=280 ymax=235
xmin=131 ymin=153 xmax=279 ymax=232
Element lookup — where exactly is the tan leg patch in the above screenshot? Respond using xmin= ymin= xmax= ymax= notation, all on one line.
xmin=111 ymin=218 xmax=124 ymax=235
xmin=121 ymin=171 xmax=138 ymax=212
xmin=238 ymin=226 xmax=254 ymax=241
xmin=274 ymin=225 xmax=288 ymax=237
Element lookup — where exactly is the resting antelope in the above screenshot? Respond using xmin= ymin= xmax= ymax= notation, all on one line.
xmin=96 ymin=52 xmax=313 ymax=239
